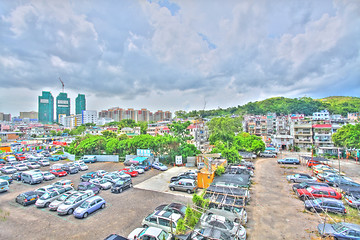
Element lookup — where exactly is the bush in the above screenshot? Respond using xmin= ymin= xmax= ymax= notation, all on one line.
xmin=215 ymin=165 xmax=225 ymax=176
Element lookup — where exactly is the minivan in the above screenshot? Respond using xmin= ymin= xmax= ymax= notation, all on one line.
xmin=21 ymin=171 xmax=44 ymax=185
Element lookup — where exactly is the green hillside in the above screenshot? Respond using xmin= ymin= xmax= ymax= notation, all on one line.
xmin=176 ymin=96 xmax=360 ymax=118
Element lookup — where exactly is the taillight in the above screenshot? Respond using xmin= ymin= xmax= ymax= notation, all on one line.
xmin=345 ymin=208 xmax=347 ymax=213
xmin=24 ymin=199 xmax=28 ymax=202
xmin=349 ymin=200 xmax=352 ymax=203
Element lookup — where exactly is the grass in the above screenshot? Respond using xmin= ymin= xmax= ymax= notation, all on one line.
xmin=280 ymin=166 xmax=298 ymax=169
xmin=0 ymin=209 xmax=10 ymax=221
xmin=326 ymin=207 xmax=360 ymax=225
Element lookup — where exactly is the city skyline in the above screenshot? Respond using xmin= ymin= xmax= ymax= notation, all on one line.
xmin=1 ymin=0 xmax=359 ymax=116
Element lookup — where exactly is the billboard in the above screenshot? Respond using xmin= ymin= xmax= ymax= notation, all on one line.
xmin=137 ymin=149 xmax=151 ymax=157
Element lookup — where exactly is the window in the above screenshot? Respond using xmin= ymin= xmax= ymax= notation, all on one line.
xmin=330 ymin=191 xmax=336 ymax=196
xmin=149 ymin=217 xmax=157 ymax=223
xmin=158 ymin=218 xmax=170 ymax=227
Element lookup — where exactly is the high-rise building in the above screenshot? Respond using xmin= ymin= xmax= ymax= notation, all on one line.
xmin=20 ymin=111 xmax=38 ymax=120
xmin=82 ymin=110 xmax=97 ymax=124
xmin=75 ymin=94 xmax=86 ymax=115
xmin=38 ymin=91 xmax=54 ymax=123
xmin=56 ymin=92 xmax=70 ymax=122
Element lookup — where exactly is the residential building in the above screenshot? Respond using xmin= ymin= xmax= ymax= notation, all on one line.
xmin=293 ymin=122 xmax=313 ymax=149
xmin=137 ymin=109 xmax=150 ymax=122
xmin=82 ymin=110 xmax=97 ymax=124
xmin=99 ymin=107 xmax=171 ymax=123
xmin=20 ymin=111 xmax=38 ymax=120
xmin=313 ymin=124 xmax=333 ymax=148
xmin=59 ymin=114 xmax=82 ymax=128
xmin=348 ymin=113 xmax=360 ymax=122
xmin=75 ymin=94 xmax=86 ymax=115
xmin=312 ymin=110 xmax=330 ymax=121
xmin=272 ymin=135 xmax=294 ymax=150
xmin=38 ymin=91 xmax=54 ymax=123
xmin=56 ymin=92 xmax=70 ymax=122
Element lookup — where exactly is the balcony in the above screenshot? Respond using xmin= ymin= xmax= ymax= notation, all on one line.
xmin=294 ymin=139 xmax=313 ymax=144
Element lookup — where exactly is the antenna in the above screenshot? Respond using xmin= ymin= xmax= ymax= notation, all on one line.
xmin=59 ymin=77 xmax=64 ymax=92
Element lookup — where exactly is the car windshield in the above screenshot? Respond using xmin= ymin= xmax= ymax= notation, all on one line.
xmin=313 ymin=199 xmax=322 ymax=204
xmin=33 ymin=173 xmax=43 ymax=178
xmin=78 ymin=185 xmax=87 ymax=190
xmin=225 ymin=219 xmax=234 ymax=229
xmin=333 ymin=223 xmax=348 ymax=233
xmin=40 ymin=193 xmax=51 ymax=200
xmin=80 ymin=163 xmax=86 ymax=167
xmin=100 ymin=179 xmax=108 ymax=184
xmin=116 ymin=180 xmax=124 ymax=186
xmin=306 ymin=187 xmax=313 ymax=192
xmin=64 ymin=196 xmax=78 ymax=204
xmin=0 ymin=181 xmax=7 ymax=186
xmin=79 ymin=201 xmax=90 ymax=208
xmin=58 ymin=194 xmax=70 ymax=201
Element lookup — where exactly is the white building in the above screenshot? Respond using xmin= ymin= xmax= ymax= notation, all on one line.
xmin=312 ymin=110 xmax=330 ymax=121
xmin=97 ymin=118 xmax=114 ymax=126
xmin=82 ymin=110 xmax=97 ymax=124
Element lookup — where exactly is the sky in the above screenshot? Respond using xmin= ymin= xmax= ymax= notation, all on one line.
xmin=0 ymin=0 xmax=359 ymax=116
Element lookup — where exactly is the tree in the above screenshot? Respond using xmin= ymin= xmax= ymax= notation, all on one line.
xmin=168 ymin=121 xmax=191 ymax=142
xmin=207 ymin=117 xmax=242 ymax=145
xmin=332 ymin=123 xmax=360 ymax=149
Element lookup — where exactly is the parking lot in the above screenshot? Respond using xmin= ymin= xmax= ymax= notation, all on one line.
xmin=0 ymin=161 xmax=193 ymax=240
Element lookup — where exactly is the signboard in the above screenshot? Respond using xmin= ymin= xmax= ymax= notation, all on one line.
xmin=137 ymin=149 xmax=151 ymax=157
xmin=58 ymin=100 xmax=69 ymax=104
xmin=175 ymin=156 xmax=183 ymax=165
xmin=40 ymin=99 xmax=49 ymax=103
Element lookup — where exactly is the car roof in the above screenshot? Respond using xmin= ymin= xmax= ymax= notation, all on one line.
xmin=310 ymin=186 xmax=336 ymax=191
xmin=143 ymin=227 xmax=164 ymax=236
xmin=178 ymin=179 xmax=196 ymax=183
xmin=154 ymin=210 xmax=182 ymax=221
xmin=168 ymin=202 xmax=186 ymax=210
xmin=86 ymin=196 xmax=104 ymax=202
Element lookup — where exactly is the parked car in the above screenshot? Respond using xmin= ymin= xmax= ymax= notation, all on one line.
xmin=318 ymin=222 xmax=360 ymax=239
xmin=259 ymin=151 xmax=277 ymax=158
xmin=1 ymin=166 xmax=17 ymax=174
xmin=332 ymin=178 xmax=360 ymax=188
xmin=313 ymin=165 xmax=333 ymax=175
xmin=169 ymin=179 xmax=197 ymax=194
xmin=286 ymin=173 xmax=317 ymax=183
xmin=36 ymin=185 xmax=58 ymax=197
xmin=27 ymin=162 xmax=41 ymax=169
xmin=38 ymin=159 xmax=50 ymax=167
xmin=79 ymin=156 xmax=97 ymax=164
xmin=21 ymin=171 xmax=44 ymax=184
xmin=307 ymin=160 xmax=329 ymax=168
xmin=89 ymin=178 xmax=112 ymax=190
xmin=131 ymin=166 xmax=144 ymax=174
xmin=42 ymin=171 xmax=56 ymax=181
xmin=191 ymin=228 xmax=233 ymax=240
xmin=50 ymin=163 xmax=64 ymax=170
xmin=12 ymin=172 xmax=22 ymax=181
xmin=170 ymin=174 xmax=196 ymax=183
xmin=292 ymin=181 xmax=329 ymax=192
xmin=207 ymin=204 xmax=248 ymax=225
xmin=318 ymin=172 xmax=349 ymax=181
xmin=297 ymin=186 xmax=342 ymax=200
xmin=0 ymin=179 xmax=9 ymax=192
xmin=0 ymin=175 xmax=13 ymax=184
xmin=199 ymin=213 xmax=247 ymax=240
xmin=53 ymin=179 xmax=74 ymax=188
xmin=15 ymin=154 xmax=26 ymax=161
xmin=305 ymin=198 xmax=347 ymax=214
xmin=50 ymin=169 xmax=68 ymax=177
xmin=111 ymin=178 xmax=132 ymax=193
xmin=49 ymin=156 xmax=61 ymax=161
xmin=73 ymin=196 xmax=106 ymax=218
xmin=78 ymin=182 xmax=100 ymax=195
xmin=57 ymin=190 xmax=95 ymax=215
xmin=120 ymin=168 xmax=138 ymax=177
xmin=73 ymin=162 xmax=88 ymax=171
xmin=80 ymin=172 xmax=97 ymax=182
xmin=155 ymin=203 xmax=187 ymax=217
xmin=344 ymin=191 xmax=360 ymax=209
xmin=128 ymin=227 xmax=172 ymax=240
xmin=142 ymin=211 xmax=182 ymax=233
xmin=103 ymin=174 xmax=121 ymax=184
xmin=151 ymin=162 xmax=168 ymax=171
xmin=14 ymin=164 xmax=28 ymax=171
xmin=277 ymin=158 xmax=300 ymax=165
xmin=35 ymin=186 xmax=74 ymax=208
xmin=15 ymin=191 xmax=39 ymax=206
xmin=61 ymin=164 xmax=79 ymax=174
xmin=96 ymin=170 xmax=108 ymax=177
xmin=49 ymin=191 xmax=78 ymax=211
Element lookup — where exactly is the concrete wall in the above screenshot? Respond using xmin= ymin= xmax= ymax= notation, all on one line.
xmin=63 ymin=151 xmax=75 ymax=161
xmin=85 ymin=155 xmax=119 ymax=162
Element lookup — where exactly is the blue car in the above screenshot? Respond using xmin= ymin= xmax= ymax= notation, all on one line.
xmin=49 ymin=156 xmax=61 ymax=161
xmin=277 ymin=158 xmax=300 ymax=165
xmin=318 ymin=222 xmax=360 ymax=239
xmin=305 ymin=198 xmax=346 ymax=214
xmin=73 ymin=196 xmax=106 ymax=218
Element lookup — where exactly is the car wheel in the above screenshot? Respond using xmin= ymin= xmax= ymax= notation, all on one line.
xmin=101 ymin=203 xmax=105 ymax=209
xmin=170 ymin=187 xmax=175 ymax=191
xmin=143 ymin=224 xmax=149 ymax=228
xmin=130 ymin=183 xmax=133 ymax=188
xmin=83 ymin=212 xmax=88 ymax=218
xmin=310 ymin=207 xmax=316 ymax=213
xmin=187 ymin=189 xmax=192 ymax=194
xmin=119 ymin=188 xmax=123 ymax=193
xmin=45 ymin=202 xmax=50 ymax=207
xmin=291 ymin=180 xmax=295 ymax=183
xmin=67 ymin=208 xmax=74 ymax=215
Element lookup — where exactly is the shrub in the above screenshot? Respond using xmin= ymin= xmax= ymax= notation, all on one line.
xmin=215 ymin=165 xmax=225 ymax=176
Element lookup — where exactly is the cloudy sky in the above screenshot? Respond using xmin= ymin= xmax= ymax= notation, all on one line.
xmin=1 ymin=0 xmax=359 ymax=116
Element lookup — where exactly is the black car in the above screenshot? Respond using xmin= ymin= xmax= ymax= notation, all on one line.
xmin=12 ymin=172 xmax=22 ymax=181
xmin=292 ymin=181 xmax=329 ymax=192
xmin=80 ymin=172 xmax=97 ymax=182
xmin=62 ymin=164 xmax=79 ymax=174
xmin=111 ymin=178 xmax=132 ymax=193
xmin=170 ymin=174 xmax=196 ymax=183
xmin=15 ymin=191 xmax=39 ymax=206
xmin=155 ymin=203 xmax=187 ymax=217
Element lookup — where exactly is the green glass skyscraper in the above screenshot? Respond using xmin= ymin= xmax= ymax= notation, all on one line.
xmin=56 ymin=92 xmax=70 ymax=122
xmin=75 ymin=94 xmax=86 ymax=115
xmin=38 ymin=91 xmax=54 ymax=123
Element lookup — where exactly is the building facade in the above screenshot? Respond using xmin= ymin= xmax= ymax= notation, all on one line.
xmin=38 ymin=91 xmax=54 ymax=123
xmin=20 ymin=111 xmax=38 ymax=120
xmin=82 ymin=110 xmax=97 ymax=124
xmin=75 ymin=94 xmax=86 ymax=115
xmin=56 ymin=93 xmax=70 ymax=123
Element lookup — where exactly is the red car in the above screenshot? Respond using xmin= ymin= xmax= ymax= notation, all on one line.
xmin=15 ymin=154 xmax=26 ymax=161
xmin=297 ymin=186 xmax=342 ymax=201
xmin=50 ymin=169 xmax=68 ymax=177
xmin=119 ymin=168 xmax=138 ymax=177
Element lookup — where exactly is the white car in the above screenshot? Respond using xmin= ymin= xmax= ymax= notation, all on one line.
xmin=1 ymin=166 xmax=17 ymax=174
xmin=131 ymin=166 xmax=144 ymax=174
xmin=50 ymin=163 xmax=64 ymax=170
xmin=42 ymin=171 xmax=56 ymax=181
xmin=128 ymin=227 xmax=172 ymax=240
xmin=151 ymin=162 xmax=168 ymax=171
xmin=73 ymin=162 xmax=88 ymax=171
xmin=89 ymin=178 xmax=112 ymax=190
xmin=14 ymin=164 xmax=29 ymax=171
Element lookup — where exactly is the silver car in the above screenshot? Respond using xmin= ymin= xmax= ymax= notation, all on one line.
xmin=35 ymin=186 xmax=74 ymax=208
xmin=169 ymin=179 xmax=197 ymax=194
xmin=286 ymin=173 xmax=317 ymax=183
xmin=73 ymin=162 xmax=88 ymax=171
xmin=259 ymin=151 xmax=277 ymax=158
xmin=57 ymin=190 xmax=94 ymax=215
xmin=38 ymin=160 xmax=50 ymax=167
xmin=1 ymin=166 xmax=17 ymax=174
xmin=49 ymin=191 xmax=78 ymax=211
xmin=89 ymin=178 xmax=112 ymax=190
xmin=14 ymin=164 xmax=28 ymax=171
xmin=42 ymin=171 xmax=56 ymax=181
xmin=206 ymin=205 xmax=248 ymax=225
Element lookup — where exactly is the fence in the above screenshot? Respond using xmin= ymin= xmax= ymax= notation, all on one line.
xmin=85 ymin=155 xmax=119 ymax=162
xmin=63 ymin=151 xmax=75 ymax=161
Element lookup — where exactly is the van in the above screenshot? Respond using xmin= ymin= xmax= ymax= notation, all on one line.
xmin=79 ymin=156 xmax=97 ymax=163
xmin=21 ymin=171 xmax=44 ymax=185
xmin=0 ymin=179 xmax=9 ymax=192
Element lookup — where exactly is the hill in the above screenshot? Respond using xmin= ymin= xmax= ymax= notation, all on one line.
xmin=176 ymin=96 xmax=360 ymax=118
